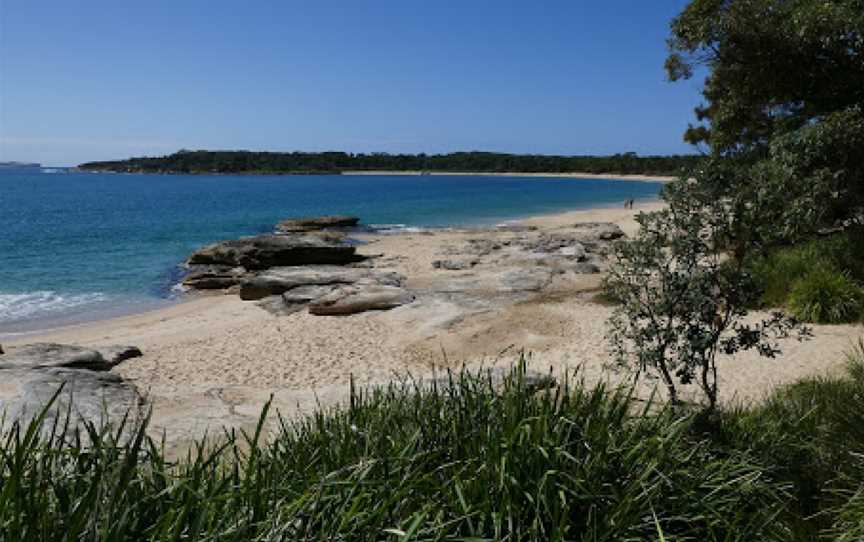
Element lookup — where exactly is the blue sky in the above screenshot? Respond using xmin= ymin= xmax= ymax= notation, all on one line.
xmin=0 ymin=1 xmax=704 ymax=166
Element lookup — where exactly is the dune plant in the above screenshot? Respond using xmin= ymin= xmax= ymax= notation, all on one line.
xmin=0 ymin=362 xmax=794 ymax=541
xmin=748 ymin=233 xmax=864 ymax=320
xmin=787 ymin=267 xmax=864 ymax=324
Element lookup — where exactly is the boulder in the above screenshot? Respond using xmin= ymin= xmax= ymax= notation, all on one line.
xmin=239 ymin=266 xmax=403 ymax=300
xmin=187 ymin=234 xmax=364 ymax=270
xmin=308 ymin=285 xmax=415 ymax=315
xmin=0 ymin=343 xmax=143 ymax=430
xmin=100 ymin=345 xmax=144 ymax=365
xmin=276 ymin=215 xmax=359 ymax=233
xmin=0 ymin=367 xmax=142 ymax=431
xmin=0 ymin=343 xmax=141 ymax=371
xmin=182 ymin=265 xmax=249 ymax=289
xmin=571 ymin=222 xmax=625 ymax=241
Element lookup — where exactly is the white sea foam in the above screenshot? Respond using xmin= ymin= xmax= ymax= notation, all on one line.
xmin=370 ymin=224 xmax=430 ymax=234
xmin=0 ymin=291 xmax=107 ymax=323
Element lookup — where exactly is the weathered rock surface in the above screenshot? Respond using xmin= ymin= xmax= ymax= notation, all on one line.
xmin=187 ymin=234 xmax=363 ymax=270
xmin=501 ymin=269 xmax=554 ymax=292
xmin=0 ymin=343 xmax=141 ymax=371
xmin=239 ymin=266 xmax=404 ymax=300
xmin=0 ymin=343 xmax=143 ymax=430
xmin=276 ymin=215 xmax=360 ymax=233
xmin=182 ymin=265 xmax=250 ymax=290
xmin=572 ymin=222 xmax=625 ymax=241
xmin=309 ymin=285 xmax=415 ymax=315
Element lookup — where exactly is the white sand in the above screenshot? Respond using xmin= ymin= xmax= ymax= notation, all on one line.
xmin=341 ymin=171 xmax=675 ymax=182
xmin=5 ymin=201 xmax=862 ymax=444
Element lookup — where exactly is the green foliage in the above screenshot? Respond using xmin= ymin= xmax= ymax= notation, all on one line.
xmin=605 ymin=173 xmax=804 ymax=410
xmin=0 ymin=364 xmax=793 ymax=541
xmin=6 ymin=355 xmax=864 ymax=539
xmin=668 ymin=0 xmax=864 ymax=231
xmin=667 ymin=0 xmax=864 ymax=152
xmin=709 ymin=342 xmax=864 ymax=538
xmin=77 ymin=150 xmax=703 ymax=176
xmin=749 ymin=233 xmax=864 ymax=322
xmin=788 ymin=267 xmax=864 ymax=324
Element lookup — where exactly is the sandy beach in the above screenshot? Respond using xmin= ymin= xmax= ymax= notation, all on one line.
xmin=341 ymin=171 xmax=677 ymax=182
xmin=4 ymin=201 xmax=861 ymax=445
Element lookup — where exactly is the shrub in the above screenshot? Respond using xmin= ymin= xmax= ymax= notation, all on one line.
xmin=750 ymin=232 xmax=864 ymax=313
xmin=787 ymin=266 xmax=864 ymax=324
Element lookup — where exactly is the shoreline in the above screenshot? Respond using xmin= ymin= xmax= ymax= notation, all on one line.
xmin=2 ymin=197 xmax=663 ymax=338
xmin=75 ymin=169 xmax=676 ymax=183
xmin=340 ymin=170 xmax=676 ymax=182
xmin=3 ymin=200 xmax=664 ymax=351
xmin=5 ymin=198 xmax=861 ymax=447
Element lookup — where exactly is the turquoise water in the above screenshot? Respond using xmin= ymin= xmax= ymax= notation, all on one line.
xmin=0 ymin=170 xmax=661 ymax=332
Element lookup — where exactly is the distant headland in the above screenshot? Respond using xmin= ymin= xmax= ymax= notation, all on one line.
xmin=76 ymin=150 xmax=701 ymax=177
xmin=0 ymin=161 xmax=41 ymax=169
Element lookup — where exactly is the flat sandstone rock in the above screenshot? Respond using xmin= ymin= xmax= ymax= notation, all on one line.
xmin=308 ymin=284 xmax=415 ymax=315
xmin=0 ymin=343 xmax=143 ymax=430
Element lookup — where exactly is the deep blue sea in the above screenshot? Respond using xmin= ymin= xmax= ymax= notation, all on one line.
xmin=0 ymin=169 xmax=662 ymax=333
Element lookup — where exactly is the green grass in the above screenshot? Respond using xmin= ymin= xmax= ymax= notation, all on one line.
xmin=3 ymin=352 xmax=864 ymax=540
xmin=788 ymin=267 xmax=864 ymax=323
xmin=750 ymin=232 xmax=864 ymax=323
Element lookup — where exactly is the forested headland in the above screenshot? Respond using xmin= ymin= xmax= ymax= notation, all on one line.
xmin=77 ymin=150 xmax=701 ymax=176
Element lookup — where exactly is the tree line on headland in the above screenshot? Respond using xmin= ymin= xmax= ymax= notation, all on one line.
xmin=77 ymin=150 xmax=701 ymax=176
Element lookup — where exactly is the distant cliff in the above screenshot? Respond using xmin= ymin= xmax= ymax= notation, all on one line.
xmin=78 ymin=150 xmax=701 ymax=176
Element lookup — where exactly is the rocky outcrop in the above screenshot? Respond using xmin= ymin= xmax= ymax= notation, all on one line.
xmin=187 ymin=234 xmax=364 ymax=270
xmin=276 ymin=215 xmax=359 ymax=233
xmin=0 ymin=343 xmax=142 ymax=371
xmin=436 ymin=222 xmax=623 ymax=277
xmin=308 ymin=285 xmax=415 ymax=315
xmin=0 ymin=343 xmax=143 ymax=430
xmin=182 ymin=216 xmax=416 ymax=316
xmin=239 ymin=266 xmax=404 ymax=300
xmin=182 ymin=265 xmax=250 ymax=290
xmin=572 ymin=222 xmax=625 ymax=241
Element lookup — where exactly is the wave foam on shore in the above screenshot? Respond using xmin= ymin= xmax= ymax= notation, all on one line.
xmin=0 ymin=291 xmax=108 ymax=323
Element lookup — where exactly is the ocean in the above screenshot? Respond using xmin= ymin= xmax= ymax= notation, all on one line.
xmin=0 ymin=169 xmax=662 ymax=333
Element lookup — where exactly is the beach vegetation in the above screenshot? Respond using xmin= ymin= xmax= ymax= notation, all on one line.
xmin=605 ymin=0 xmax=864 ymax=408
xmin=787 ymin=267 xmax=864 ymax=324
xmin=3 ymin=352 xmax=864 ymax=540
xmin=748 ymin=233 xmax=864 ymax=323
xmin=667 ymin=0 xmax=864 ymax=229
xmin=604 ymin=170 xmax=806 ymax=411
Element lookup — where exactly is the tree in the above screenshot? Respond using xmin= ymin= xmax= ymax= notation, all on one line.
xmin=666 ymin=0 xmax=864 ymax=227
xmin=605 ymin=172 xmax=806 ymax=410
xmin=605 ymin=0 xmax=860 ymax=410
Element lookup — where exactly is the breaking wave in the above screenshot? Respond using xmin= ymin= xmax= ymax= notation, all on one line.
xmin=0 ymin=291 xmax=108 ymax=323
